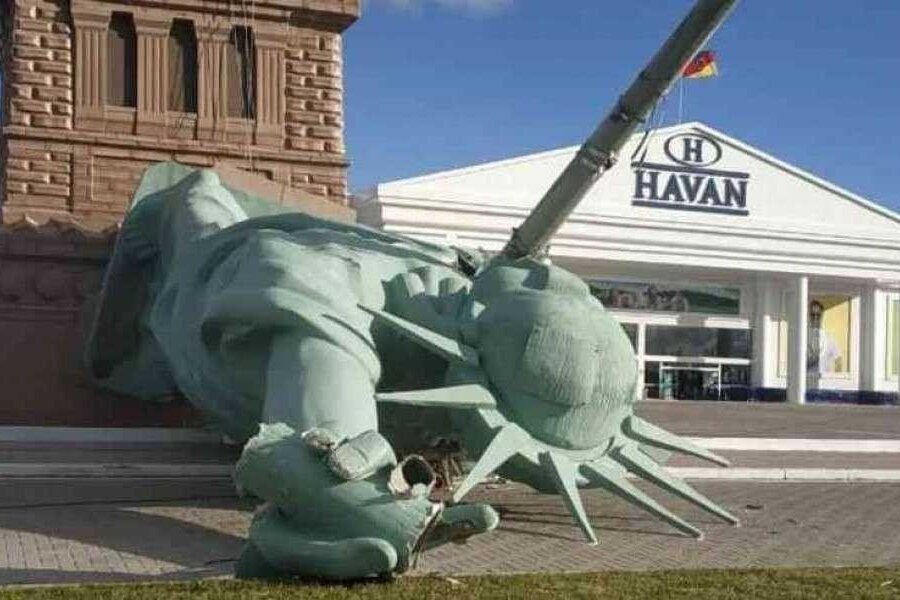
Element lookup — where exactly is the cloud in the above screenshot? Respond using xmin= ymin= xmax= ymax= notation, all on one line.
xmin=376 ymin=0 xmax=513 ymax=16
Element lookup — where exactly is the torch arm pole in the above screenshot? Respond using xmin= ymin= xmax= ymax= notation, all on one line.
xmin=501 ymin=0 xmax=738 ymax=260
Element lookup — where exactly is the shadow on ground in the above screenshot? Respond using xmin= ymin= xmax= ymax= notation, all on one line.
xmin=0 ymin=479 xmax=253 ymax=585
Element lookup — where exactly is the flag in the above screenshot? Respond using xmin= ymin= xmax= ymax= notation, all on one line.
xmin=682 ymin=50 xmax=718 ymax=79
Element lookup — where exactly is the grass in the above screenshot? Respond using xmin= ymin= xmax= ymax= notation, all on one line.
xmin=1 ymin=568 xmax=899 ymax=599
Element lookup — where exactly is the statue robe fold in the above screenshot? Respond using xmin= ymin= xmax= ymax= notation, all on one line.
xmin=85 ymin=162 xmax=469 ymax=443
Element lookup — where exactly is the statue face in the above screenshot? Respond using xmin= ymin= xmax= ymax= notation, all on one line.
xmin=471 ymin=263 xmax=638 ymax=450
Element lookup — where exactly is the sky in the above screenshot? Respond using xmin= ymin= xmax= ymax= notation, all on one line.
xmin=344 ymin=0 xmax=900 ymax=210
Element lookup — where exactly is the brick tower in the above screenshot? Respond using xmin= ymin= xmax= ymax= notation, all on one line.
xmin=0 ymin=0 xmax=358 ymax=228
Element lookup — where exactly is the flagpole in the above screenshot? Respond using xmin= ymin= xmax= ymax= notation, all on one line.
xmin=678 ymin=78 xmax=685 ymax=123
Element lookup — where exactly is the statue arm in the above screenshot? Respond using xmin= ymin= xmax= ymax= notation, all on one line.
xmin=262 ymin=333 xmax=378 ymax=438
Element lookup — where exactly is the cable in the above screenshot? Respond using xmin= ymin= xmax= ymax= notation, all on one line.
xmin=629 ymin=90 xmax=670 ymax=165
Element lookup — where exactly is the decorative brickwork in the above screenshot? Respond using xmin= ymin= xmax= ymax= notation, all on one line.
xmin=1 ymin=0 xmax=359 ymax=230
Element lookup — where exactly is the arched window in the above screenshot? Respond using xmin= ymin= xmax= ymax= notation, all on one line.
xmin=168 ymin=19 xmax=197 ymax=113
xmin=107 ymin=12 xmax=136 ymax=108
xmin=226 ymin=26 xmax=255 ymax=119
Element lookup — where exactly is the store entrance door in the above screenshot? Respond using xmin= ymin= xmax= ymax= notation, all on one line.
xmin=659 ymin=363 xmax=722 ymax=401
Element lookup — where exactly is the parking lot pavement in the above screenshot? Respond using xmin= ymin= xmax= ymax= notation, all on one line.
xmin=418 ymin=480 xmax=900 ymax=575
xmin=0 ymin=478 xmax=898 ymax=585
xmin=636 ymin=401 xmax=900 ymax=439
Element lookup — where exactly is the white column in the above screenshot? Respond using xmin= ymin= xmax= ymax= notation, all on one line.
xmin=635 ymin=322 xmax=647 ymax=401
xmin=860 ymin=285 xmax=879 ymax=392
xmin=787 ymin=275 xmax=808 ymax=405
xmin=752 ymin=279 xmax=776 ymax=389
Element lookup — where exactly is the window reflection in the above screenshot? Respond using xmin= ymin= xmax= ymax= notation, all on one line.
xmin=645 ymin=326 xmax=750 ymax=359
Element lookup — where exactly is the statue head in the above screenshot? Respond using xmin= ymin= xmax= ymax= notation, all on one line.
xmin=465 ymin=259 xmax=638 ymax=450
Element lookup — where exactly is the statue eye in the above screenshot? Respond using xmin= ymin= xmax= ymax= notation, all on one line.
xmin=519 ymin=325 xmax=599 ymax=407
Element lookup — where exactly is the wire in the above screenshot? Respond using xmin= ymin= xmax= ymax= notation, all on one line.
xmin=629 ymin=90 xmax=670 ymax=165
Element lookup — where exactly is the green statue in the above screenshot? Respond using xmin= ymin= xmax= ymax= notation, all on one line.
xmin=85 ymin=0 xmax=740 ymax=581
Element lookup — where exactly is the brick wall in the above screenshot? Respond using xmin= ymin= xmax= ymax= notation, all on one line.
xmin=285 ymin=28 xmax=348 ymax=201
xmin=3 ymin=1 xmax=75 ymax=221
xmin=6 ymin=0 xmax=73 ymax=132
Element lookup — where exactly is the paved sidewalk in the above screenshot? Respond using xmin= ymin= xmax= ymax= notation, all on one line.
xmin=0 ymin=403 xmax=896 ymax=585
xmin=637 ymin=401 xmax=900 ymax=439
xmin=0 ymin=478 xmax=898 ymax=584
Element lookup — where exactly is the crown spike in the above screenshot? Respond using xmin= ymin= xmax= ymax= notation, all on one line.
xmin=451 ymin=423 xmax=529 ymax=503
xmin=359 ymin=305 xmax=478 ymax=367
xmin=376 ymin=384 xmax=497 ymax=410
xmin=624 ymin=416 xmax=730 ymax=467
xmin=614 ymin=444 xmax=739 ymax=525
xmin=541 ymin=451 xmax=598 ymax=545
xmin=581 ymin=457 xmax=702 ymax=539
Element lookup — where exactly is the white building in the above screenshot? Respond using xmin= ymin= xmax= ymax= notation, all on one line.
xmin=355 ymin=122 xmax=900 ymax=405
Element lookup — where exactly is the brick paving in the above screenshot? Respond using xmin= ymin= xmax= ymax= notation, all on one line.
xmin=0 ymin=478 xmax=899 ymax=584
xmin=0 ymin=479 xmax=246 ymax=584
xmin=420 ymin=480 xmax=900 ymax=575
xmin=0 ymin=402 xmax=896 ymax=584
xmin=637 ymin=401 xmax=900 ymax=439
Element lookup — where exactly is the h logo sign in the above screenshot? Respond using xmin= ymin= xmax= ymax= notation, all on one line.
xmin=681 ymin=137 xmax=704 ymax=164
xmin=663 ymin=133 xmax=723 ymax=167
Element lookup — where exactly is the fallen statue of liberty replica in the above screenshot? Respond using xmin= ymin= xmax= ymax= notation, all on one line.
xmin=84 ymin=0 xmax=740 ymax=581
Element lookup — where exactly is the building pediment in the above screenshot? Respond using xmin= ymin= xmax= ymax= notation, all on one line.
xmin=361 ymin=123 xmax=900 ymax=280
xmin=371 ymin=122 xmax=900 ymax=242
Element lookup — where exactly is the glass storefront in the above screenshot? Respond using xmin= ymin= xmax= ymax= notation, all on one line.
xmin=643 ymin=362 xmax=750 ymax=401
xmin=641 ymin=326 xmax=751 ymax=400
xmin=645 ymin=326 xmax=751 ymax=359
xmin=595 ymin=278 xmax=900 ymax=403
xmin=595 ymin=278 xmax=753 ymax=402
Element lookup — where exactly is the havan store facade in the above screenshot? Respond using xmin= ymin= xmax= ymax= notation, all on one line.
xmin=356 ymin=123 xmax=900 ymax=405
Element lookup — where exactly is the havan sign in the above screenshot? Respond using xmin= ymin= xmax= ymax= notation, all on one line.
xmin=632 ymin=133 xmax=750 ymax=216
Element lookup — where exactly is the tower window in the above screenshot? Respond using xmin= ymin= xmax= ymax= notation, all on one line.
xmin=168 ymin=19 xmax=198 ymax=113
xmin=107 ymin=12 xmax=137 ymax=108
xmin=227 ymin=26 xmax=256 ymax=119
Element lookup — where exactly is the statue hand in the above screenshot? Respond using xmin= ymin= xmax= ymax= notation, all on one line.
xmin=234 ymin=424 xmax=498 ymax=580
xmin=236 ymin=499 xmax=499 ymax=581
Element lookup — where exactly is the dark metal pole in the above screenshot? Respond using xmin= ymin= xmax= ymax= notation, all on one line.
xmin=501 ymin=0 xmax=739 ymax=259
